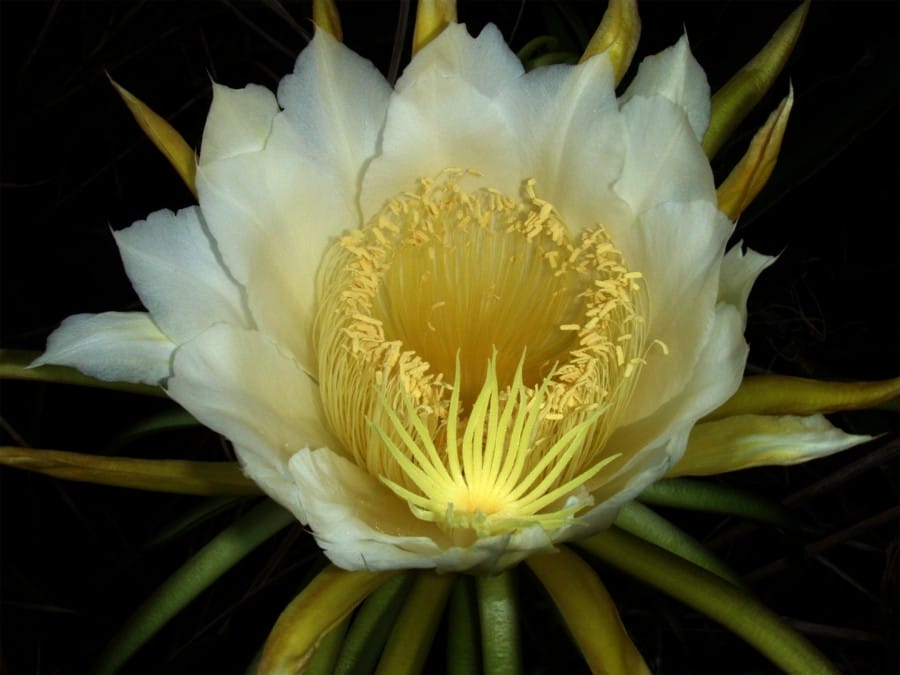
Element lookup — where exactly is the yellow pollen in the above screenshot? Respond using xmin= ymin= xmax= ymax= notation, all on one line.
xmin=314 ymin=170 xmax=655 ymax=536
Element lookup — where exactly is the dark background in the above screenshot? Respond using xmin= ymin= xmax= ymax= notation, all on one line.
xmin=1 ymin=1 xmax=898 ymax=673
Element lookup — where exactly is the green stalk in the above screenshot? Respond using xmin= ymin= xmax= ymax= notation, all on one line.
xmin=577 ymin=527 xmax=839 ymax=675
xmin=614 ymin=501 xmax=744 ymax=586
xmin=376 ymin=572 xmax=455 ymax=675
xmin=94 ymin=500 xmax=294 ymax=674
xmin=447 ymin=576 xmax=479 ymax=675
xmin=476 ymin=570 xmax=522 ymax=675
xmin=333 ymin=572 xmax=411 ymax=675
xmin=638 ymin=478 xmax=793 ymax=527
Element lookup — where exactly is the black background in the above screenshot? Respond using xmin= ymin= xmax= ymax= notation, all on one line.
xmin=1 ymin=1 xmax=898 ymax=673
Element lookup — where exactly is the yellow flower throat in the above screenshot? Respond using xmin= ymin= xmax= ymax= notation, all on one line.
xmin=315 ymin=171 xmax=656 ymax=536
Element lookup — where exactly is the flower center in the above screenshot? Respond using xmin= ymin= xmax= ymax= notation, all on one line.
xmin=315 ymin=171 xmax=652 ymax=536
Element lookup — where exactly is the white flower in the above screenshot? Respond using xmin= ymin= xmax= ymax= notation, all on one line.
xmin=37 ymin=25 xmax=763 ymax=573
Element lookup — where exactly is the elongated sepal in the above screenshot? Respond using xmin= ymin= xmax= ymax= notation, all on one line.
xmin=259 ymin=567 xmax=397 ymax=674
xmin=0 ymin=446 xmax=261 ymax=495
xmin=1 ymin=348 xmax=163 ymax=396
xmin=638 ymin=478 xmax=793 ymax=527
xmin=476 ymin=571 xmax=522 ymax=675
xmin=526 ymin=547 xmax=650 ymax=675
xmin=447 ymin=577 xmax=479 ymax=675
xmin=109 ymin=77 xmax=198 ymax=196
xmin=413 ymin=0 xmax=457 ymax=55
xmin=313 ymin=0 xmax=343 ymax=41
xmin=671 ymin=414 xmax=871 ymax=478
xmin=333 ymin=574 xmax=411 ymax=675
xmin=580 ymin=0 xmax=640 ymax=85
xmin=95 ymin=500 xmax=294 ymax=674
xmin=306 ymin=615 xmax=352 ymax=675
xmin=578 ymin=528 xmax=840 ymax=675
xmin=614 ymin=501 xmax=743 ymax=586
xmin=703 ymin=1 xmax=809 ymax=157
xmin=706 ymin=374 xmax=900 ymax=421
xmin=375 ymin=572 xmax=455 ymax=675
xmin=717 ymin=87 xmax=793 ymax=220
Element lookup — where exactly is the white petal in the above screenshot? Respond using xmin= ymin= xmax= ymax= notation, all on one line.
xmin=612 ymin=303 xmax=749 ymax=464
xmin=288 ymin=448 xmax=559 ymax=573
xmin=166 ymin=324 xmax=338 ymax=479
xmin=613 ymin=96 xmax=715 ymax=220
xmin=277 ymin=28 xmax=391 ymax=192
xmin=360 ymin=23 xmax=525 ymax=218
xmin=196 ymin=115 xmax=356 ymax=374
xmin=719 ymin=242 xmax=776 ymax=321
xmin=617 ymin=200 xmax=734 ymax=423
xmin=622 ymin=35 xmax=710 ymax=140
xmin=497 ymin=55 xmax=631 ymax=232
xmin=200 ymin=83 xmax=279 ymax=165
xmin=33 ymin=312 xmax=174 ymax=385
xmin=671 ymin=414 xmax=872 ymax=477
xmin=114 ymin=206 xmax=249 ymax=343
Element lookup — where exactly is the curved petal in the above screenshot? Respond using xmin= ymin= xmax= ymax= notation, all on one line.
xmin=277 ymin=28 xmax=391 ymax=193
xmin=617 ymin=200 xmax=734 ymax=423
xmin=719 ymin=241 xmax=775 ymax=322
xmin=360 ymin=23 xmax=525 ymax=218
xmin=671 ymin=413 xmax=871 ymax=477
xmin=196 ymin=114 xmax=356 ymax=374
xmin=34 ymin=311 xmax=173 ymax=385
xmin=289 ymin=448 xmax=558 ymax=573
xmin=166 ymin=324 xmax=338 ymax=516
xmin=496 ymin=55 xmax=631 ymax=232
xmin=622 ymin=34 xmax=710 ymax=141
xmin=612 ymin=303 xmax=748 ymax=462
xmin=200 ymin=83 xmax=279 ymax=165
xmin=114 ymin=206 xmax=250 ymax=343
xmin=612 ymin=95 xmax=715 ymax=223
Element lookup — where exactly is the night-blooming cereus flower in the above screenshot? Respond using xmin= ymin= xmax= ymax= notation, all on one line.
xmin=37 ymin=23 xmax=780 ymax=572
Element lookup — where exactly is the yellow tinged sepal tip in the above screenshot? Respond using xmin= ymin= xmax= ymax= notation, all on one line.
xmin=259 ymin=567 xmax=397 ymax=674
xmin=703 ymin=0 xmax=809 ymax=158
xmin=705 ymin=374 xmax=900 ymax=421
xmin=0 ymin=446 xmax=260 ymax=495
xmin=580 ymin=0 xmax=641 ymax=85
xmin=413 ymin=0 xmax=457 ymax=55
xmin=716 ymin=87 xmax=793 ymax=220
xmin=313 ymin=0 xmax=343 ymax=42
xmin=527 ymin=546 xmax=650 ymax=675
xmin=109 ymin=77 xmax=198 ymax=197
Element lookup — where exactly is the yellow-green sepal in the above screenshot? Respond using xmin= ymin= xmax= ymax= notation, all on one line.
xmin=703 ymin=1 xmax=809 ymax=158
xmin=0 ymin=446 xmax=260 ymax=495
xmin=313 ymin=0 xmax=342 ymax=41
xmin=526 ymin=546 xmax=650 ymax=675
xmin=413 ymin=0 xmax=457 ymax=56
xmin=110 ymin=76 xmax=198 ymax=196
xmin=259 ymin=566 xmax=398 ymax=674
xmin=706 ymin=374 xmax=900 ymax=421
xmin=1 ymin=348 xmax=164 ymax=396
xmin=579 ymin=0 xmax=640 ymax=85
xmin=717 ymin=87 xmax=793 ymax=220
xmin=671 ymin=414 xmax=870 ymax=478
xmin=375 ymin=572 xmax=455 ymax=675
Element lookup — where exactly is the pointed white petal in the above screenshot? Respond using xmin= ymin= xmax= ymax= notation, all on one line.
xmin=622 ymin=35 xmax=711 ymax=140
xmin=200 ymin=83 xmax=279 ymax=165
xmin=114 ymin=206 xmax=249 ymax=343
xmin=671 ymin=414 xmax=872 ymax=477
xmin=497 ymin=55 xmax=630 ymax=232
xmin=719 ymin=242 xmax=776 ymax=321
xmin=360 ymin=23 xmax=525 ymax=218
xmin=196 ymin=115 xmax=355 ymax=374
xmin=166 ymin=324 xmax=338 ymax=484
xmin=613 ymin=95 xmax=715 ymax=220
xmin=616 ymin=200 xmax=734 ymax=423
xmin=34 ymin=312 xmax=174 ymax=385
xmin=277 ymin=28 xmax=391 ymax=193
